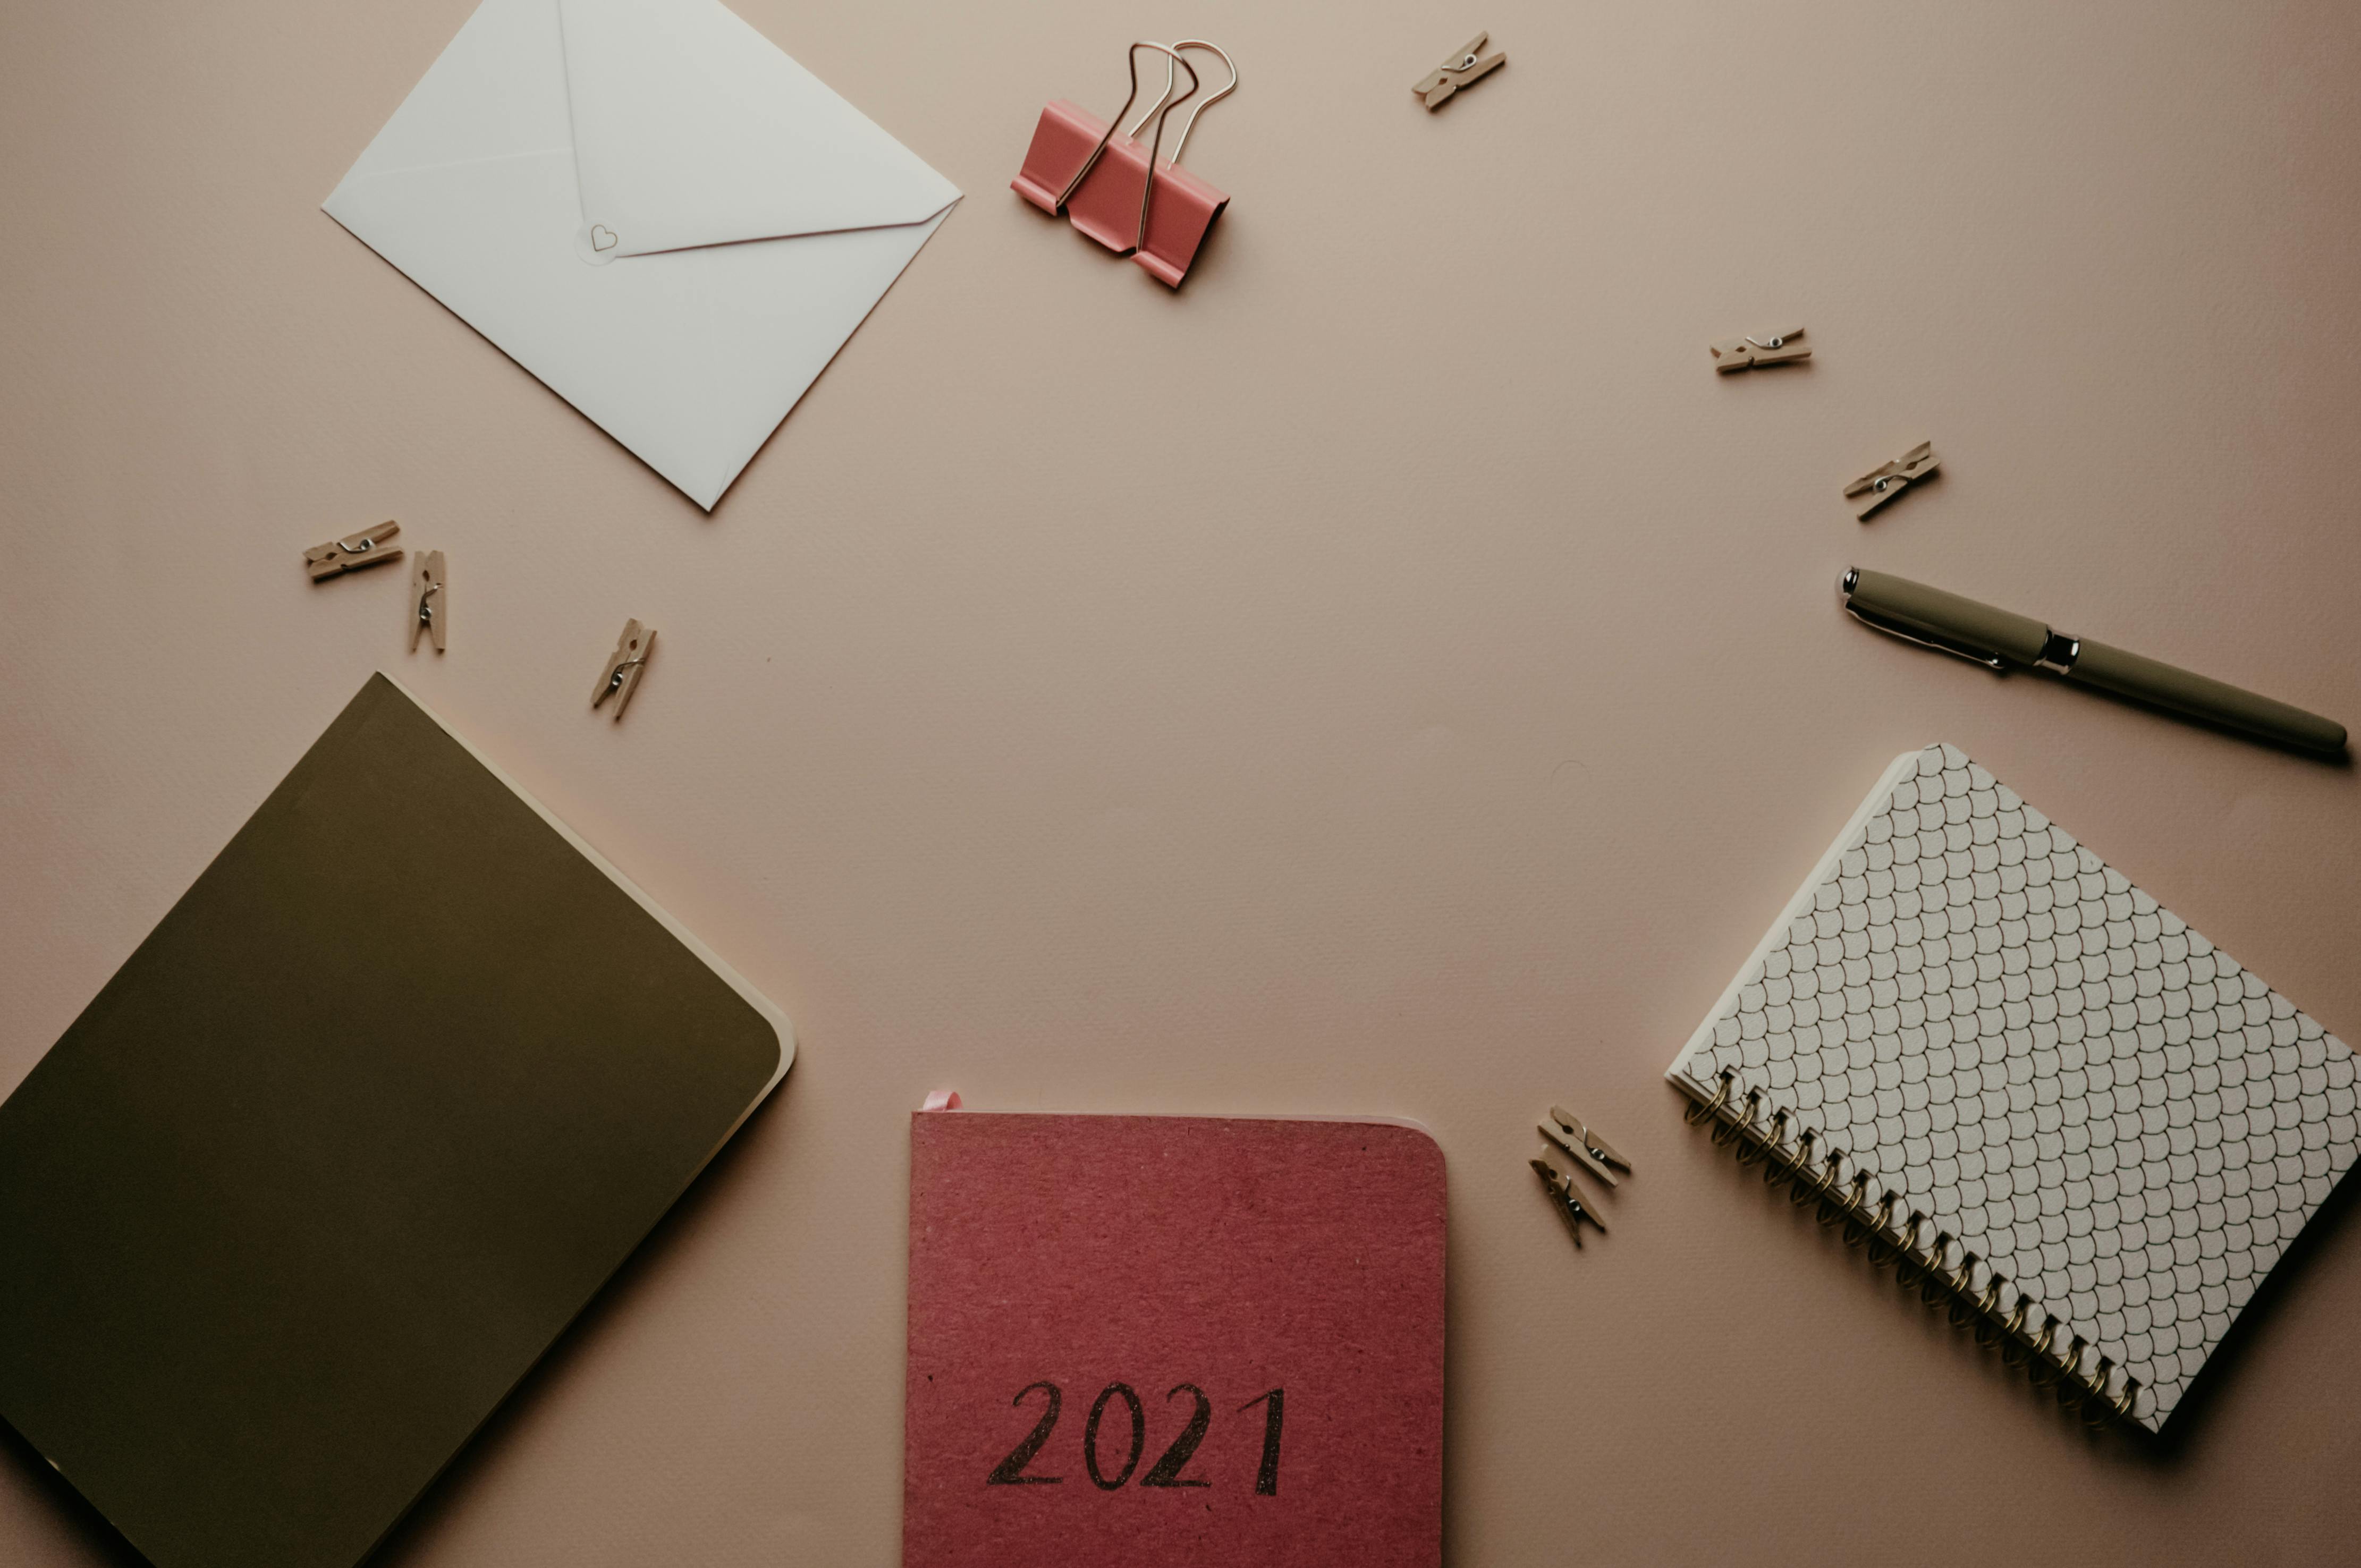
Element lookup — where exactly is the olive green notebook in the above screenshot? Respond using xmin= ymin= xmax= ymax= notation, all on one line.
xmin=0 ymin=674 xmax=791 ymax=1568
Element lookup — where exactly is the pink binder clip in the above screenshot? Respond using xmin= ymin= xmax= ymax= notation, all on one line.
xmin=1011 ymin=40 xmax=1236 ymax=289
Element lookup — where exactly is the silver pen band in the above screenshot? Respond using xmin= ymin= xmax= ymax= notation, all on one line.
xmin=2035 ymin=630 xmax=2080 ymax=675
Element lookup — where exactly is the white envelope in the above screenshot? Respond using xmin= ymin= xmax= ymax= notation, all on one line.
xmin=324 ymin=0 xmax=961 ymax=510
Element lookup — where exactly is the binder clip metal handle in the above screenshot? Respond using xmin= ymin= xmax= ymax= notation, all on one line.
xmin=1110 ymin=39 xmax=1231 ymax=166
xmin=1160 ymin=40 xmax=1237 ymax=171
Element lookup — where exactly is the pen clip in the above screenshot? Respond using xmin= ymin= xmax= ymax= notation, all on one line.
xmin=1843 ymin=601 xmax=2006 ymax=672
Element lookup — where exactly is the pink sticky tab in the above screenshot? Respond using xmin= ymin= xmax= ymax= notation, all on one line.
xmin=1010 ymin=100 xmax=1107 ymax=215
xmin=904 ymin=1112 xmax=1445 ymax=1567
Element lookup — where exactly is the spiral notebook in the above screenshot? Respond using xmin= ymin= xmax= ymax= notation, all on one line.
xmin=1667 ymin=743 xmax=2359 ymax=1432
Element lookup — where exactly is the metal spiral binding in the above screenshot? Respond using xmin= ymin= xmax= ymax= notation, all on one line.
xmin=1682 ymin=1067 xmax=2142 ymax=1429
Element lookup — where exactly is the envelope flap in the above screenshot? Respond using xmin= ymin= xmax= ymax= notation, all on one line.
xmin=558 ymin=0 xmax=959 ymax=257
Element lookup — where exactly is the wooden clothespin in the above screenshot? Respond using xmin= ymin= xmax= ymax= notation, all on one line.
xmin=591 ymin=619 xmax=655 ymax=720
xmin=1415 ymin=31 xmax=1505 ymax=109
xmin=409 ymin=551 xmax=446 ymax=653
xmin=1530 ymin=1156 xmax=1608 ymax=1248
xmin=1540 ymin=1105 xmax=1632 ymax=1189
xmin=1709 ymin=326 xmax=1810 ymax=372
xmin=1844 ymin=440 xmax=1940 ymax=520
xmin=303 ymin=521 xmax=402 ymax=581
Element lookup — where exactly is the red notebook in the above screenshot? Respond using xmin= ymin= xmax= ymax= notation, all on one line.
xmin=903 ymin=1101 xmax=1446 ymax=1567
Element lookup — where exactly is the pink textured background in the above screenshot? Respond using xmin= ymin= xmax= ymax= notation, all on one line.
xmin=903 ymin=1113 xmax=1444 ymax=1567
xmin=4 ymin=0 xmax=2361 ymax=1563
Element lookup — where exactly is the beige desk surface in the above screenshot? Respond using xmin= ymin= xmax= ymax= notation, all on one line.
xmin=6 ymin=0 xmax=2360 ymax=1562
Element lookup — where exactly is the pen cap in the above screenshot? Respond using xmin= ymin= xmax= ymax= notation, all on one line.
xmin=1843 ymin=569 xmax=2050 ymax=666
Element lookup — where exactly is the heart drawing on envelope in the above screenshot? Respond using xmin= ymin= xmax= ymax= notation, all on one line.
xmin=319 ymin=0 xmax=963 ymax=511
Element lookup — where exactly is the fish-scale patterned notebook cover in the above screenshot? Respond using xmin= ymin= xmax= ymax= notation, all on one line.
xmin=1666 ymin=743 xmax=2358 ymax=1431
